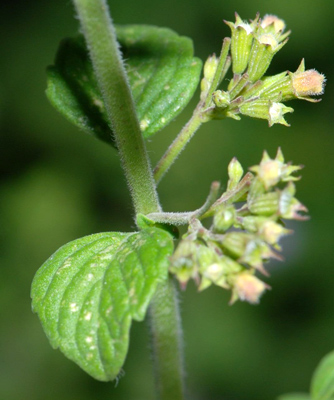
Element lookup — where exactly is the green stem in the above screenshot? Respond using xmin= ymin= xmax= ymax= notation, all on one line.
xmin=72 ymin=1 xmax=185 ymax=399
xmin=153 ymin=38 xmax=231 ymax=184
xmin=149 ymin=279 xmax=185 ymax=400
xmin=73 ymin=0 xmax=160 ymax=215
xmin=154 ymin=108 xmax=203 ymax=184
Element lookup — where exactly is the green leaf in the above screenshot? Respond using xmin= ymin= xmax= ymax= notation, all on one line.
xmin=31 ymin=228 xmax=174 ymax=381
xmin=311 ymin=351 xmax=334 ymax=400
xmin=46 ymin=25 xmax=202 ymax=145
xmin=277 ymin=394 xmax=311 ymax=400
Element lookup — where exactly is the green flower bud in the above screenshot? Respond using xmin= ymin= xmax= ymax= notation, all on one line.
xmin=203 ymin=54 xmax=219 ymax=81
xmin=239 ymin=238 xmax=277 ymax=274
xmin=213 ymin=204 xmax=236 ymax=233
xmin=169 ymin=240 xmax=199 ymax=287
xmin=199 ymin=255 xmax=242 ymax=291
xmin=248 ymin=191 xmax=280 ymax=216
xmin=212 ymin=90 xmax=230 ymax=108
xmin=200 ymin=54 xmax=219 ymax=100
xmin=230 ymin=272 xmax=269 ymax=304
xmin=227 ymin=157 xmax=244 ymax=189
xmin=225 ymin=13 xmax=259 ymax=74
xmin=247 ymin=24 xmax=289 ymax=83
xmin=221 ymin=232 xmax=252 ymax=259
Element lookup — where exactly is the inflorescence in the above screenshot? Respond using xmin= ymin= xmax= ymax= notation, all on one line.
xmin=169 ymin=149 xmax=307 ymax=304
xmin=200 ymin=13 xmax=325 ymax=126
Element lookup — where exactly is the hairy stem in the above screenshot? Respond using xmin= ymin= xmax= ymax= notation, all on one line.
xmin=73 ymin=0 xmax=160 ymax=215
xmin=154 ymin=109 xmax=203 ymax=184
xmin=153 ymin=38 xmax=231 ymax=184
xmin=149 ymin=279 xmax=185 ymax=400
xmin=72 ymin=1 xmax=185 ymax=399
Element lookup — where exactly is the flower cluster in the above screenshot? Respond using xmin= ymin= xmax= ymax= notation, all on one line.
xmin=169 ymin=149 xmax=307 ymax=304
xmin=200 ymin=14 xmax=325 ymax=126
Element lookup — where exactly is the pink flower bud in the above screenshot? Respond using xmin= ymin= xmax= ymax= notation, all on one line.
xmin=292 ymin=69 xmax=325 ymax=97
xmin=232 ymin=272 xmax=269 ymax=304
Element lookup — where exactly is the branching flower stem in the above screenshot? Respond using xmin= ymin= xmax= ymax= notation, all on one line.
xmin=154 ymin=107 xmax=204 ymax=184
xmin=154 ymin=38 xmax=231 ymax=184
xmin=72 ymin=1 xmax=185 ymax=399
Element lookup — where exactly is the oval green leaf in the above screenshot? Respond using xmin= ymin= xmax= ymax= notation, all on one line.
xmin=31 ymin=228 xmax=174 ymax=381
xmin=46 ymin=25 xmax=202 ymax=145
xmin=311 ymin=351 xmax=334 ymax=400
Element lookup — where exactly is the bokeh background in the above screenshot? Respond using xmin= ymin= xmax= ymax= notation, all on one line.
xmin=1 ymin=0 xmax=334 ymax=399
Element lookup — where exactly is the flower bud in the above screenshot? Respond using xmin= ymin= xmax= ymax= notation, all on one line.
xmin=231 ymin=272 xmax=269 ymax=304
xmin=203 ymin=54 xmax=219 ymax=82
xmin=169 ymin=240 xmax=199 ymax=287
xmin=292 ymin=69 xmax=325 ymax=98
xmin=199 ymin=255 xmax=242 ymax=291
xmin=201 ymin=54 xmax=219 ymax=101
xmin=239 ymin=238 xmax=275 ymax=274
xmin=247 ymin=24 xmax=289 ymax=83
xmin=221 ymin=232 xmax=251 ymax=259
xmin=227 ymin=157 xmax=244 ymax=189
xmin=212 ymin=90 xmax=230 ymax=108
xmin=213 ymin=204 xmax=236 ymax=233
xmin=225 ymin=13 xmax=258 ymax=74
xmin=248 ymin=191 xmax=280 ymax=216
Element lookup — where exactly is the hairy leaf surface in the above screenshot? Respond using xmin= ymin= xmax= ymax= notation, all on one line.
xmin=46 ymin=25 xmax=202 ymax=145
xmin=31 ymin=228 xmax=173 ymax=381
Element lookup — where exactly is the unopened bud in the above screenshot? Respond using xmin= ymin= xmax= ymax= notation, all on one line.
xmin=212 ymin=90 xmax=230 ymax=108
xmin=169 ymin=240 xmax=199 ymax=286
xmin=231 ymin=272 xmax=269 ymax=304
xmin=225 ymin=13 xmax=258 ymax=74
xmin=292 ymin=69 xmax=325 ymax=97
xmin=221 ymin=232 xmax=251 ymax=259
xmin=240 ymin=238 xmax=275 ymax=274
xmin=203 ymin=54 xmax=219 ymax=82
xmin=227 ymin=157 xmax=244 ymax=189
xmin=247 ymin=27 xmax=288 ymax=83
xmin=213 ymin=205 xmax=236 ymax=233
xmin=248 ymin=191 xmax=280 ymax=216
xmin=201 ymin=54 xmax=219 ymax=101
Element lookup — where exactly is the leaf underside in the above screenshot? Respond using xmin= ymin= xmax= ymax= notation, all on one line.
xmin=31 ymin=228 xmax=174 ymax=381
xmin=46 ymin=25 xmax=202 ymax=146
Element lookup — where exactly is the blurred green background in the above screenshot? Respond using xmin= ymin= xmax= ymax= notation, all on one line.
xmin=1 ymin=0 xmax=333 ymax=399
